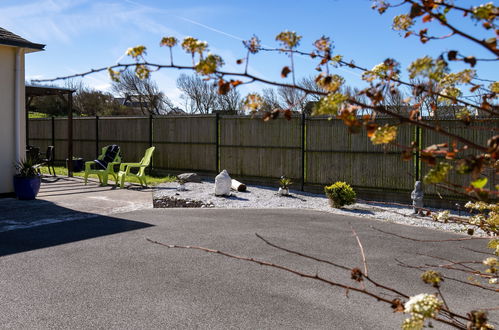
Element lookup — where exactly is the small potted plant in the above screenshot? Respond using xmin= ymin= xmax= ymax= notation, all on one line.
xmin=324 ymin=181 xmax=356 ymax=208
xmin=176 ymin=176 xmax=187 ymax=191
xmin=278 ymin=176 xmax=293 ymax=196
xmin=13 ymin=157 xmax=42 ymax=200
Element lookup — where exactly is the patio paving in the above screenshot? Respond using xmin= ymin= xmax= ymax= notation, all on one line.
xmin=0 ymin=176 xmax=153 ymax=232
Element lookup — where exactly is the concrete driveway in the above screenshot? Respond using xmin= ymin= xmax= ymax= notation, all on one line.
xmin=0 ymin=208 xmax=495 ymax=329
xmin=0 ymin=176 xmax=152 ymax=232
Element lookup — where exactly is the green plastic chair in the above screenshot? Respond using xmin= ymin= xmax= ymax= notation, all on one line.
xmin=117 ymin=146 xmax=155 ymax=188
xmin=84 ymin=145 xmax=122 ymax=186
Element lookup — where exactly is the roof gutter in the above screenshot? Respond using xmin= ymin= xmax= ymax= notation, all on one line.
xmin=0 ymin=40 xmax=44 ymax=52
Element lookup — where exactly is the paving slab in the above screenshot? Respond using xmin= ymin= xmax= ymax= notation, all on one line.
xmin=0 ymin=176 xmax=152 ymax=232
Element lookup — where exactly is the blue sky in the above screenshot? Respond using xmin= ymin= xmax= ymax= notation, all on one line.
xmin=1 ymin=0 xmax=496 ymax=106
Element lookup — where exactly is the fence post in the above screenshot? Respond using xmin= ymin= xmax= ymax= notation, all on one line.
xmin=149 ymin=114 xmax=154 ymax=174
xmin=415 ymin=126 xmax=421 ymax=181
xmin=215 ymin=113 xmax=220 ymax=173
xmin=67 ymin=93 xmax=73 ymax=177
xmin=95 ymin=115 xmax=99 ymax=158
xmin=51 ymin=116 xmax=55 ymax=148
xmin=300 ymin=113 xmax=306 ymax=191
xmin=26 ymin=109 xmax=29 ymax=147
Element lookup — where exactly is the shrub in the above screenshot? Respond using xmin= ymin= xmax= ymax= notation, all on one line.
xmin=324 ymin=181 xmax=356 ymax=208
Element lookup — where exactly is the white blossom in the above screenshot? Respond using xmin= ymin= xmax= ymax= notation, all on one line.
xmin=404 ymin=293 xmax=443 ymax=319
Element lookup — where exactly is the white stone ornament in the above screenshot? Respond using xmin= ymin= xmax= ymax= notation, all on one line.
xmin=215 ymin=169 xmax=232 ymax=196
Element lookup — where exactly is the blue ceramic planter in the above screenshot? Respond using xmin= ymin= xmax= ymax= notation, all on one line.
xmin=13 ymin=175 xmax=41 ymax=200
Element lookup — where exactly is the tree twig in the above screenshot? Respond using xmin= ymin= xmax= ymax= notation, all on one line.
xmin=351 ymin=227 xmax=369 ymax=277
xmin=147 ymin=237 xmax=470 ymax=328
xmin=255 ymin=233 xmax=409 ymax=298
xmin=396 ymin=259 xmax=499 ymax=293
xmin=146 ymin=237 xmax=395 ymax=304
xmin=461 ymin=246 xmax=494 ymax=256
xmin=406 ymin=0 xmax=499 ymax=57
xmin=371 ymin=226 xmax=491 ymax=242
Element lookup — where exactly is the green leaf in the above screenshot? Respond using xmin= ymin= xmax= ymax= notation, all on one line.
xmin=423 ymin=162 xmax=452 ymax=184
xmin=471 ymin=177 xmax=488 ymax=189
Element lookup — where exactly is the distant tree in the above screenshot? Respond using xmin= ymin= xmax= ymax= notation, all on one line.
xmin=177 ymin=74 xmax=219 ymax=113
xmin=377 ymin=86 xmax=410 ymax=117
xmin=299 ymin=76 xmax=325 ymax=103
xmin=261 ymin=88 xmax=283 ymax=112
xmin=28 ymin=94 xmax=67 ymax=116
xmin=112 ymin=70 xmax=173 ymax=115
xmin=74 ymin=89 xmax=118 ymax=116
xmin=277 ymin=85 xmax=307 ymax=112
xmin=177 ymin=74 xmax=242 ymax=113
xmin=64 ymin=80 xmax=134 ymax=116
xmin=217 ymin=87 xmax=242 ymax=112
xmin=264 ymin=77 xmax=327 ymax=113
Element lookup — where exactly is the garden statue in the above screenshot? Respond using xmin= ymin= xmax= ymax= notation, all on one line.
xmin=215 ymin=169 xmax=232 ymax=196
xmin=411 ymin=181 xmax=424 ymax=216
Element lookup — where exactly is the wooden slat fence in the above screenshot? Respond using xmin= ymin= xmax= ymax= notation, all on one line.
xmin=219 ymin=116 xmax=302 ymax=180
xmin=306 ymin=118 xmax=414 ymax=191
xmin=153 ymin=115 xmax=217 ymax=172
xmin=72 ymin=117 xmax=96 ymax=161
xmin=28 ymin=115 xmax=496 ymax=200
xmin=98 ymin=116 xmax=150 ymax=163
xmin=421 ymin=119 xmax=498 ymax=198
xmin=28 ymin=118 xmax=52 ymax=157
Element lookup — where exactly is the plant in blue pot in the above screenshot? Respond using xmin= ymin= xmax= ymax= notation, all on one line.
xmin=13 ymin=157 xmax=41 ymax=200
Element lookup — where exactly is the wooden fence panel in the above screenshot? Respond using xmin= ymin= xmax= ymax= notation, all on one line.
xmin=306 ymin=118 xmax=414 ymax=191
xmin=98 ymin=117 xmax=150 ymax=163
xmin=54 ymin=118 xmax=68 ymax=161
xmin=73 ymin=117 xmax=96 ymax=161
xmin=421 ymin=119 xmax=498 ymax=197
xmin=153 ymin=115 xmax=216 ymax=172
xmin=220 ymin=116 xmax=302 ymax=179
xmin=28 ymin=118 xmax=51 ymax=157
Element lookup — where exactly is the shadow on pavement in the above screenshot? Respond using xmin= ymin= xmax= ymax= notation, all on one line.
xmin=0 ymin=211 xmax=153 ymax=257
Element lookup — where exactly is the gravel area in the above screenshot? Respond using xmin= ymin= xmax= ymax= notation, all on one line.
xmin=154 ymin=180 xmax=479 ymax=236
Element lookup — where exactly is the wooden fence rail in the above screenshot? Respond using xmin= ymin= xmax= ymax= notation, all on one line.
xmin=28 ymin=115 xmax=497 ymax=201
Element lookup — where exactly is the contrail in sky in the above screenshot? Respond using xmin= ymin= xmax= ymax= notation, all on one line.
xmin=176 ymin=16 xmax=361 ymax=78
xmin=115 ymin=53 xmax=126 ymax=64
xmin=176 ymin=16 xmax=244 ymax=42
xmin=121 ymin=0 xmax=362 ymax=78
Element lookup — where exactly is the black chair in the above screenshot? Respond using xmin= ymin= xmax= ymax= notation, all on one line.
xmin=26 ymin=145 xmax=40 ymax=164
xmin=39 ymin=146 xmax=56 ymax=176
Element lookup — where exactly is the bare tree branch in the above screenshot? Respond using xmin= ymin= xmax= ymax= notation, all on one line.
xmin=371 ymin=226 xmax=492 ymax=242
xmin=351 ymin=227 xmax=369 ymax=277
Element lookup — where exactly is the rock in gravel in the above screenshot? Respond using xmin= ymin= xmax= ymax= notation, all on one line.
xmin=177 ymin=173 xmax=201 ymax=183
xmin=215 ymin=170 xmax=232 ymax=196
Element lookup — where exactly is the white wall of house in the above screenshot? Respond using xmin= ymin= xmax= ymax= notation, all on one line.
xmin=0 ymin=45 xmax=26 ymax=194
